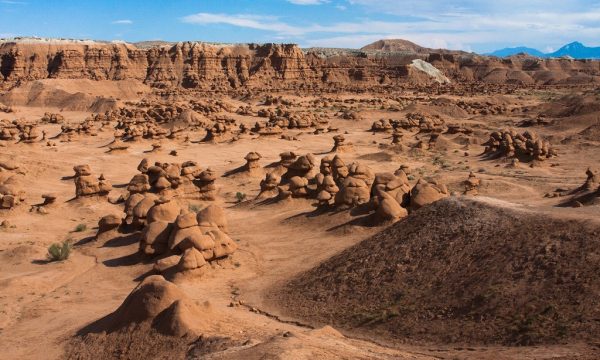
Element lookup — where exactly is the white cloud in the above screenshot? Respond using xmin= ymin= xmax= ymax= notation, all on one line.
xmin=112 ymin=19 xmax=133 ymax=25
xmin=287 ymin=0 xmax=329 ymax=4
xmin=0 ymin=1 xmax=27 ymax=4
xmin=182 ymin=13 xmax=305 ymax=35
xmin=181 ymin=2 xmax=600 ymax=51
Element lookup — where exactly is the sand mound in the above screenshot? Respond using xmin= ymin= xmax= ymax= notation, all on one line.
xmin=67 ymin=275 xmax=208 ymax=359
xmin=275 ymin=197 xmax=600 ymax=345
xmin=82 ymin=275 xmax=204 ymax=335
xmin=0 ymin=79 xmax=149 ymax=111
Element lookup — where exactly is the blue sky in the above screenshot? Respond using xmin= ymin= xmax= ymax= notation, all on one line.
xmin=1 ymin=0 xmax=600 ymax=53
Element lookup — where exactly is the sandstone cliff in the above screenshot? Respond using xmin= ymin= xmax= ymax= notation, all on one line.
xmin=1 ymin=39 xmax=599 ymax=90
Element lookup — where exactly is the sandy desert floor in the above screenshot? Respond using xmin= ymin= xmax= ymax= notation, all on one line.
xmin=1 ymin=82 xmax=600 ymax=359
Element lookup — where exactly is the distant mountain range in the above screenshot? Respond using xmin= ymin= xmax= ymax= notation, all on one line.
xmin=488 ymin=42 xmax=600 ymax=59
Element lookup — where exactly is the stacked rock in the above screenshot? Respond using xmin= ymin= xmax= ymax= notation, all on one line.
xmin=243 ymin=152 xmax=262 ymax=174
xmin=583 ymin=167 xmax=599 ymax=191
xmin=257 ymin=172 xmax=281 ymax=199
xmin=127 ymin=173 xmax=151 ymax=194
xmin=282 ymin=154 xmax=318 ymax=181
xmin=270 ymin=151 xmax=297 ymax=177
xmin=483 ymin=129 xmax=557 ymax=161
xmin=202 ymin=120 xmax=237 ymax=143
xmin=391 ymin=131 xmax=403 ymax=145
xmin=331 ymin=155 xmax=349 ymax=183
xmin=146 ymin=163 xmax=182 ymax=194
xmin=0 ymin=163 xmax=25 ymax=209
xmin=463 ymin=172 xmax=481 ymax=195
xmin=194 ymin=168 xmax=217 ymax=201
xmin=333 ymin=162 xmax=375 ymax=209
xmin=371 ymin=171 xmax=411 ymax=208
xmin=288 ymin=176 xmax=310 ymax=198
xmin=315 ymin=175 xmax=339 ymax=207
xmin=73 ymin=165 xmax=112 ymax=198
xmin=140 ymin=203 xmax=237 ymax=273
xmin=41 ymin=112 xmax=65 ymax=124
xmin=330 ymin=135 xmax=353 ymax=153
xmin=371 ymin=119 xmax=394 ymax=133
xmin=18 ymin=124 xmax=40 ymax=143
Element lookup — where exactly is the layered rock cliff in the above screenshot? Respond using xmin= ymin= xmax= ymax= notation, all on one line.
xmin=1 ymin=39 xmax=599 ymax=91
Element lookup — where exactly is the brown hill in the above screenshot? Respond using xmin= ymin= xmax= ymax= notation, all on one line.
xmin=274 ymin=197 xmax=600 ymax=346
xmin=361 ymin=39 xmax=430 ymax=54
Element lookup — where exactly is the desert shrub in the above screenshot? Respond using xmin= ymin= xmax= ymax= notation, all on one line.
xmin=189 ymin=204 xmax=201 ymax=212
xmin=74 ymin=223 xmax=87 ymax=232
xmin=47 ymin=241 xmax=72 ymax=262
xmin=235 ymin=192 xmax=246 ymax=203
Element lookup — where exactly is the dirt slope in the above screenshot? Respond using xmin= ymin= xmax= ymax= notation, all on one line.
xmin=275 ymin=197 xmax=600 ymax=346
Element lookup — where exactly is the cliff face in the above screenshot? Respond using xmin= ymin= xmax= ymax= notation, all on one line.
xmin=1 ymin=40 xmax=599 ymax=90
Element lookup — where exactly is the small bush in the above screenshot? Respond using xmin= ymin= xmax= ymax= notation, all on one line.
xmin=47 ymin=241 xmax=72 ymax=262
xmin=74 ymin=223 xmax=87 ymax=232
xmin=189 ymin=204 xmax=201 ymax=212
xmin=235 ymin=192 xmax=246 ymax=203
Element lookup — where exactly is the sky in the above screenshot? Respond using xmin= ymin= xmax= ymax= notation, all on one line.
xmin=1 ymin=0 xmax=600 ymax=53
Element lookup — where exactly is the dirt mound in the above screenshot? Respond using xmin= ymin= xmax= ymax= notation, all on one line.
xmin=67 ymin=275 xmax=207 ymax=359
xmin=275 ymin=197 xmax=600 ymax=346
xmin=83 ymin=275 xmax=204 ymax=335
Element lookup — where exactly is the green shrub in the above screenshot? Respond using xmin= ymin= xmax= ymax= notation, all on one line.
xmin=235 ymin=192 xmax=246 ymax=203
xmin=74 ymin=223 xmax=87 ymax=232
xmin=47 ymin=241 xmax=72 ymax=262
xmin=188 ymin=204 xmax=201 ymax=212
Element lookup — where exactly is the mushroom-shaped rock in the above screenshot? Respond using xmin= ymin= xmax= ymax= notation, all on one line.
xmin=244 ymin=152 xmax=262 ymax=170
xmin=257 ymin=172 xmax=281 ymax=199
xmin=335 ymin=176 xmax=371 ymax=208
xmin=289 ymin=176 xmax=309 ymax=198
xmin=207 ymin=229 xmax=237 ymax=258
xmin=127 ymin=174 xmax=151 ymax=194
xmin=175 ymin=211 xmax=198 ymax=229
xmin=140 ymin=221 xmax=173 ymax=255
xmin=410 ymin=179 xmax=449 ymax=209
xmin=177 ymin=247 xmax=207 ymax=271
xmin=168 ymin=225 xmax=203 ymax=251
xmin=146 ymin=197 xmax=180 ymax=224
xmin=316 ymin=190 xmax=332 ymax=206
xmin=375 ymin=190 xmax=408 ymax=223
xmin=73 ymin=164 xmax=92 ymax=177
xmin=97 ymin=214 xmax=121 ymax=236
xmin=132 ymin=194 xmax=160 ymax=226
xmin=196 ymin=204 xmax=228 ymax=233
xmin=137 ymin=158 xmax=150 ymax=173
xmin=463 ymin=172 xmax=481 ymax=195
xmin=331 ymin=134 xmax=353 ymax=153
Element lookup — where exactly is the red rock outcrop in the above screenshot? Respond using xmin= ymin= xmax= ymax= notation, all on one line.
xmin=2 ymin=39 xmax=598 ymax=90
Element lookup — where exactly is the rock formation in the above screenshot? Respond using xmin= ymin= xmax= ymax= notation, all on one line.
xmin=2 ymin=39 xmax=598 ymax=92
xmin=73 ymin=165 xmax=112 ymax=198
xmin=483 ymin=130 xmax=557 ymax=161
xmin=330 ymin=135 xmax=353 ymax=153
